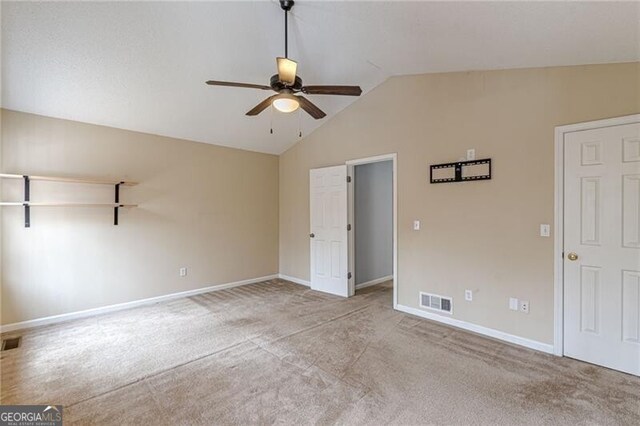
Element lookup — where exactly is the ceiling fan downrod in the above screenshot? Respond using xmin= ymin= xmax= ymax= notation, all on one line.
xmin=280 ymin=0 xmax=294 ymax=58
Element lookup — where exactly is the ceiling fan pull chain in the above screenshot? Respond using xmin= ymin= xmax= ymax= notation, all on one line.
xmin=270 ymin=104 xmax=274 ymax=134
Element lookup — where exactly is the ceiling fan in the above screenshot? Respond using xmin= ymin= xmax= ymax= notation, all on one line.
xmin=205 ymin=0 xmax=362 ymax=120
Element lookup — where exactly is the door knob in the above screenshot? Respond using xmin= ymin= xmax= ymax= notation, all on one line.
xmin=567 ymin=252 xmax=578 ymax=261
xmin=310 ymin=233 xmax=315 ymax=238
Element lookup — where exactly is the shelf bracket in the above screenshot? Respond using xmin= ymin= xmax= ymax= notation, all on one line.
xmin=23 ymin=175 xmax=30 ymax=228
xmin=114 ymin=182 xmax=121 ymax=225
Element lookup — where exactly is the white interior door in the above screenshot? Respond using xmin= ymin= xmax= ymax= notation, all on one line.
xmin=310 ymin=165 xmax=349 ymax=297
xmin=564 ymin=121 xmax=640 ymax=376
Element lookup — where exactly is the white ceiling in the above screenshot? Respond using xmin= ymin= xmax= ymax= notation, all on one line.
xmin=2 ymin=1 xmax=639 ymax=154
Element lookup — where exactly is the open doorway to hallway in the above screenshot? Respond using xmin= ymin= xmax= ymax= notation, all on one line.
xmin=347 ymin=156 xmax=395 ymax=306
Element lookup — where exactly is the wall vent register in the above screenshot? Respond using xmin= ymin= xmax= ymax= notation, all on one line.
xmin=2 ymin=337 xmax=21 ymax=351
xmin=420 ymin=292 xmax=453 ymax=314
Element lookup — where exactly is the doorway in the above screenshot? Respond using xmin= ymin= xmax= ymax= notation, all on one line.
xmin=308 ymin=154 xmax=398 ymax=306
xmin=351 ymin=160 xmax=393 ymax=300
xmin=347 ymin=154 xmax=397 ymax=306
xmin=555 ymin=115 xmax=640 ymax=376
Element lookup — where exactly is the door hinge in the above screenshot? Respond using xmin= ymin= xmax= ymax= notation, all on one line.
xmin=347 ymin=176 xmax=352 ymax=183
xmin=348 ymin=272 xmax=352 ymax=280
xmin=347 ymin=224 xmax=352 ymax=231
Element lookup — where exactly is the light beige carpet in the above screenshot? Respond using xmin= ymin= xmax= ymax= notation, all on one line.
xmin=1 ymin=279 xmax=639 ymax=425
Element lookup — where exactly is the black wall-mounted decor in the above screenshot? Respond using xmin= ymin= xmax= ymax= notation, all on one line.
xmin=430 ymin=158 xmax=492 ymax=184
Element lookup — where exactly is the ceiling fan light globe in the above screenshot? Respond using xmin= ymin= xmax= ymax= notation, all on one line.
xmin=273 ymin=95 xmax=300 ymax=113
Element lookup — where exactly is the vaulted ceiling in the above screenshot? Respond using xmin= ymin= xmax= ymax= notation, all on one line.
xmin=2 ymin=1 xmax=639 ymax=154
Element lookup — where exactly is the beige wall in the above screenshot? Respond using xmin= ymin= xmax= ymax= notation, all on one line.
xmin=3 ymin=63 xmax=639 ymax=341
xmin=1 ymin=109 xmax=279 ymax=325
xmin=280 ymin=62 xmax=640 ymax=345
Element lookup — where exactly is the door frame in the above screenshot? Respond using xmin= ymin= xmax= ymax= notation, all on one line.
xmin=553 ymin=114 xmax=640 ymax=356
xmin=345 ymin=153 xmax=398 ymax=308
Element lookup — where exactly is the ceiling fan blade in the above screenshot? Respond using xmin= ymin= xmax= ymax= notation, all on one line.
xmin=206 ymin=80 xmax=272 ymax=90
xmin=276 ymin=57 xmax=297 ymax=85
xmin=301 ymin=85 xmax=362 ymax=96
xmin=297 ymin=96 xmax=326 ymax=120
xmin=246 ymin=95 xmax=278 ymax=116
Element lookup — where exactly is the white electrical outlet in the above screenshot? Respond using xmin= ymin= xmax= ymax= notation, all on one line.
xmin=180 ymin=267 xmax=187 ymax=277
xmin=413 ymin=220 xmax=420 ymax=231
xmin=540 ymin=224 xmax=550 ymax=237
xmin=466 ymin=149 xmax=476 ymax=161
xmin=509 ymin=297 xmax=519 ymax=311
xmin=465 ymin=290 xmax=473 ymax=301
xmin=520 ymin=300 xmax=529 ymax=313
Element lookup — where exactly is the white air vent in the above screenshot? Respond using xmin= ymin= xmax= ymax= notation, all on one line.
xmin=420 ymin=292 xmax=453 ymax=314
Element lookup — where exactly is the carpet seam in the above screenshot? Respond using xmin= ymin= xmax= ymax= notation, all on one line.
xmin=64 ymin=339 xmax=258 ymax=409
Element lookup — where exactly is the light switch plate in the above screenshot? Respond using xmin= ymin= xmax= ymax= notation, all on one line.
xmin=180 ymin=267 xmax=187 ymax=277
xmin=540 ymin=224 xmax=550 ymax=237
xmin=466 ymin=149 xmax=476 ymax=161
xmin=509 ymin=297 xmax=519 ymax=311
xmin=413 ymin=220 xmax=420 ymax=231
xmin=465 ymin=290 xmax=473 ymax=301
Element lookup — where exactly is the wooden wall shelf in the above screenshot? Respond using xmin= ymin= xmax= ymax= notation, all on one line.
xmin=0 ymin=173 xmax=137 ymax=186
xmin=0 ymin=173 xmax=138 ymax=227
xmin=0 ymin=202 xmax=137 ymax=207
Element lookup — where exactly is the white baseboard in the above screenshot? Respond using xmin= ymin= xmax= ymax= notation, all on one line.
xmin=0 ymin=274 xmax=279 ymax=334
xmin=1 ymin=274 xmax=554 ymax=357
xmin=395 ymin=304 xmax=554 ymax=355
xmin=278 ymin=274 xmax=311 ymax=287
xmin=356 ymin=275 xmax=393 ymax=290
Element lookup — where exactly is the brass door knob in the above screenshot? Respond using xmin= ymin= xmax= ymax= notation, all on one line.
xmin=567 ymin=252 xmax=578 ymax=261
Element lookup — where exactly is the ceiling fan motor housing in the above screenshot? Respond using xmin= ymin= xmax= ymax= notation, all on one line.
xmin=270 ymin=74 xmax=303 ymax=92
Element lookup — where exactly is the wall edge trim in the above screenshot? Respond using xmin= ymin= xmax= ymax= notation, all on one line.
xmin=355 ymin=275 xmax=393 ymax=290
xmin=0 ymin=274 xmax=279 ymax=333
xmin=395 ymin=304 xmax=554 ymax=354
xmin=278 ymin=274 xmax=311 ymax=286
